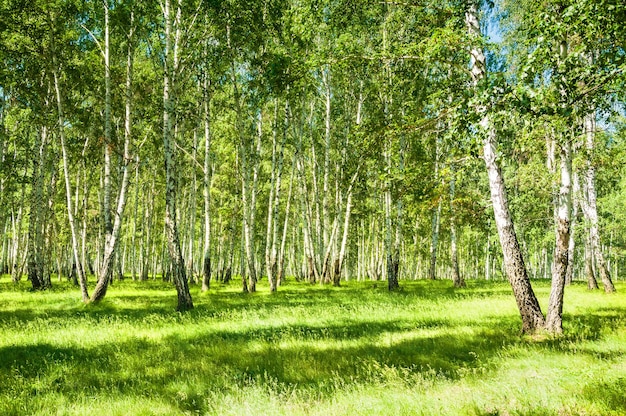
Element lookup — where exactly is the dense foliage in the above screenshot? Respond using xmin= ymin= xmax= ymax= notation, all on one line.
xmin=0 ymin=0 xmax=624 ymax=317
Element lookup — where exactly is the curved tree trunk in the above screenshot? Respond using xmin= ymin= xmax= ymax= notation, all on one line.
xmin=52 ymin=34 xmax=89 ymax=302
xmin=466 ymin=1 xmax=545 ymax=334
xmin=92 ymin=3 xmax=135 ymax=302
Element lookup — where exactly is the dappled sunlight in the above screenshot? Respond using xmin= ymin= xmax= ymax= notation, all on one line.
xmin=1 ymin=280 xmax=625 ymax=415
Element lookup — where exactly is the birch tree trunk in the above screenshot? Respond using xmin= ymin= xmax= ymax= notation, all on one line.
xmin=53 ymin=47 xmax=89 ymax=302
xmin=28 ymin=126 xmax=49 ymax=290
xmin=240 ymin=115 xmax=261 ymax=293
xmin=565 ymin=172 xmax=580 ymax=285
xmin=91 ymin=6 xmax=135 ymax=302
xmin=162 ymin=0 xmax=193 ymax=310
xmin=545 ymin=36 xmax=573 ymax=333
xmin=334 ymin=169 xmax=359 ymax=287
xmin=584 ymin=234 xmax=599 ymax=289
xmin=101 ymin=0 xmax=113 ymax=286
xmin=321 ymin=68 xmax=332 ymax=283
xmin=266 ymin=100 xmax=286 ymax=292
xmin=297 ymin=154 xmax=320 ymax=284
xmin=546 ymin=136 xmax=572 ymax=333
xmin=186 ymin=130 xmax=198 ymax=285
xmin=428 ymin=195 xmax=442 ymax=281
xmin=581 ymin=112 xmax=616 ymax=293
xmin=131 ymin=157 xmax=140 ymax=280
xmin=450 ymin=164 xmax=464 ymax=288
xmin=10 ymin=187 xmax=26 ymax=283
xmin=466 ymin=1 xmax=545 ymax=333
xmin=201 ymin=51 xmax=212 ymax=292
xmin=278 ymin=160 xmax=295 ymax=286
xmin=385 ymin=178 xmax=400 ymax=290
xmin=381 ymin=11 xmax=400 ymax=291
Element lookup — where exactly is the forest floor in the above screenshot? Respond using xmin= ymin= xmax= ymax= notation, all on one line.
xmin=0 ymin=277 xmax=625 ymax=415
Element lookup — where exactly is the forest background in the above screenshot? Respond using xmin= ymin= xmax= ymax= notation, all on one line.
xmin=0 ymin=0 xmax=625 ymax=333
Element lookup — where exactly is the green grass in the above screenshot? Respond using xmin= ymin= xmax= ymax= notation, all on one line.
xmin=1 ymin=277 xmax=625 ymax=415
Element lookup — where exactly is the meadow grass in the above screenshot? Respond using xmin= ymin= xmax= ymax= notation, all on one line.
xmin=0 ymin=277 xmax=625 ymax=415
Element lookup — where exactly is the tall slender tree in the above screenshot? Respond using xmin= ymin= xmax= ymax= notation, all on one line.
xmin=162 ymin=0 xmax=193 ymax=310
xmin=466 ymin=0 xmax=545 ymax=333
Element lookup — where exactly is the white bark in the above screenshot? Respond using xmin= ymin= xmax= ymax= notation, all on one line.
xmin=322 ymin=67 xmax=332 ymax=268
xmin=53 ymin=57 xmax=89 ymax=302
xmin=565 ymin=172 xmax=580 ymax=284
xmin=103 ymin=0 xmax=113 ymax=261
xmin=450 ymin=164 xmax=464 ymax=287
xmin=546 ymin=137 xmax=572 ymax=333
xmin=545 ymin=37 xmax=573 ymax=333
xmin=201 ymin=55 xmax=212 ymax=292
xmin=335 ymin=169 xmax=359 ymax=286
xmin=466 ymin=1 xmax=545 ymax=333
xmin=162 ymin=0 xmax=193 ymax=310
xmin=92 ymin=6 xmax=135 ymax=301
xmin=581 ymin=112 xmax=615 ymax=292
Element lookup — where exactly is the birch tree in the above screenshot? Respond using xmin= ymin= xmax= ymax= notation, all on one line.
xmin=162 ymin=0 xmax=193 ymax=310
xmin=90 ymin=1 xmax=137 ymax=302
xmin=580 ymin=113 xmax=616 ymax=293
xmin=466 ymin=0 xmax=545 ymax=333
xmin=545 ymin=32 xmax=573 ymax=333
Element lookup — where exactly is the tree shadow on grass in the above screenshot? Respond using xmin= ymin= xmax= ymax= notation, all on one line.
xmin=1 ymin=305 xmax=625 ymax=414
xmin=531 ymin=307 xmax=626 ymax=351
xmin=0 ymin=313 xmax=518 ymax=412
xmin=0 ymin=280 xmax=518 ymax=329
xmin=1 ymin=282 xmax=625 ymax=414
xmin=582 ymin=377 xmax=626 ymax=414
xmin=0 ymin=311 xmax=531 ymax=416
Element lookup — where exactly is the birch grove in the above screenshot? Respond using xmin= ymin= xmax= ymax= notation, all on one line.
xmin=0 ymin=0 xmax=624 ymax=331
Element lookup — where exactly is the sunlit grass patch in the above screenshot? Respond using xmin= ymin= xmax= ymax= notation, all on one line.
xmin=0 ymin=278 xmax=625 ymax=415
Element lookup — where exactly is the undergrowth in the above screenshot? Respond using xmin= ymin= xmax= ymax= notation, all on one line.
xmin=0 ymin=277 xmax=625 ymax=415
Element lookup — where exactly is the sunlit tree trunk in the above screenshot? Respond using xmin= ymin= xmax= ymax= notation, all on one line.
xmin=10 ymin=188 xmax=26 ymax=283
xmin=427 ymin=132 xmax=442 ymax=281
xmin=581 ymin=112 xmax=615 ymax=293
xmin=321 ymin=68 xmax=332 ymax=283
xmin=251 ymin=118 xmax=261 ymax=291
xmin=428 ymin=195 xmax=442 ymax=280
xmin=186 ymin=130 xmax=198 ymax=285
xmin=384 ymin=148 xmax=401 ymax=290
xmin=101 ymin=0 xmax=113 ymax=286
xmin=297 ymin=152 xmax=320 ymax=284
xmin=278 ymin=160 xmax=295 ymax=286
xmin=201 ymin=51 xmax=212 ymax=292
xmin=334 ymin=170 xmax=358 ymax=287
xmin=565 ymin=172 xmax=580 ymax=285
xmin=92 ymin=6 xmax=135 ymax=302
xmin=266 ymin=100 xmax=286 ymax=292
xmin=162 ymin=0 xmax=193 ymax=310
xmin=381 ymin=11 xmax=400 ymax=291
xmin=130 ymin=158 xmax=140 ymax=280
xmin=53 ymin=48 xmax=89 ymax=302
xmin=584 ymin=235 xmax=598 ymax=290
xmin=466 ymin=1 xmax=545 ymax=333
xmin=545 ymin=37 xmax=573 ymax=333
xmin=546 ymin=132 xmax=572 ymax=333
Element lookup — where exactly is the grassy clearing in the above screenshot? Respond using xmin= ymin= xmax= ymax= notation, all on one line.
xmin=1 ymin=277 xmax=625 ymax=415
